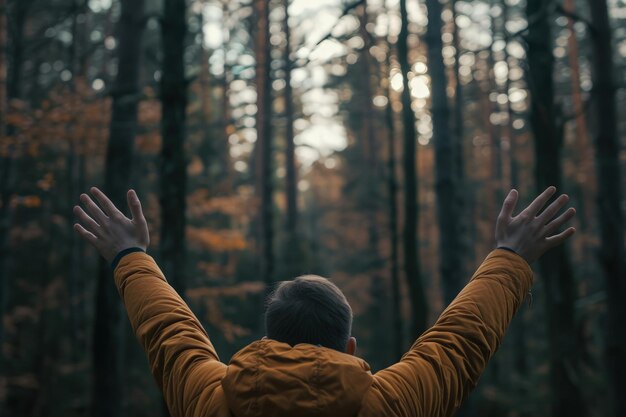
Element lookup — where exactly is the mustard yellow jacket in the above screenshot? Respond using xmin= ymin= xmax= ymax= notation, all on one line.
xmin=114 ymin=249 xmax=532 ymax=417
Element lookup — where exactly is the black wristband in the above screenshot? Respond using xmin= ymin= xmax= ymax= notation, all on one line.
xmin=497 ymin=246 xmax=518 ymax=255
xmin=111 ymin=247 xmax=146 ymax=270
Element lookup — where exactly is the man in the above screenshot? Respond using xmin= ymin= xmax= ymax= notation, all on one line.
xmin=74 ymin=186 xmax=576 ymax=417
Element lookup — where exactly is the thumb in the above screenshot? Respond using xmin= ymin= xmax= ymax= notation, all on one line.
xmin=127 ymin=189 xmax=146 ymax=224
xmin=497 ymin=189 xmax=518 ymax=232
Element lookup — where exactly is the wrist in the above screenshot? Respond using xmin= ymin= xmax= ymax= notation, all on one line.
xmin=111 ymin=247 xmax=146 ymax=270
xmin=497 ymin=246 xmax=518 ymax=255
xmin=496 ymin=245 xmax=532 ymax=264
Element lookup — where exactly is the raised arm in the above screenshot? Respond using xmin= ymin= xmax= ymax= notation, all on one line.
xmin=367 ymin=187 xmax=576 ymax=417
xmin=74 ymin=188 xmax=227 ymax=417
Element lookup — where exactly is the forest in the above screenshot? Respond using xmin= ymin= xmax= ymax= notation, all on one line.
xmin=0 ymin=0 xmax=624 ymax=416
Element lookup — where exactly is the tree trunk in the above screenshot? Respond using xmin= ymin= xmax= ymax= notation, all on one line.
xmin=451 ymin=0 xmax=464 ymax=185
xmin=563 ymin=0 xmax=593 ymax=262
xmin=67 ymin=0 xmax=88 ymax=361
xmin=0 ymin=0 xmax=8 ymax=357
xmin=159 ymin=0 xmax=188 ymax=296
xmin=254 ymin=0 xmax=274 ymax=286
xmin=398 ymin=0 xmax=427 ymax=339
xmin=221 ymin=0 xmax=232 ymax=190
xmin=0 ymin=0 xmax=5 ymax=133
xmin=282 ymin=0 xmax=301 ymax=277
xmin=501 ymin=0 xmax=528 ymax=405
xmin=283 ymin=0 xmax=297 ymax=242
xmin=501 ymin=0 xmax=518 ymax=189
xmin=92 ymin=1 xmax=145 ymax=416
xmin=358 ymin=0 xmax=388 ymax=366
xmin=0 ymin=0 xmax=33 ymax=355
xmin=425 ymin=0 xmax=463 ymax=305
xmin=525 ymin=1 xmax=586 ymax=416
xmin=451 ymin=0 xmax=467 ymax=279
xmin=384 ymin=43 xmax=403 ymax=360
xmin=199 ymin=11 xmax=213 ymax=185
xmin=586 ymin=2 xmax=626 ymax=416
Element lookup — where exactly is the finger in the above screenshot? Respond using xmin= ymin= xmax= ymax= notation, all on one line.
xmin=545 ymin=227 xmax=576 ymax=248
xmin=80 ymin=193 xmax=108 ymax=224
xmin=499 ymin=189 xmax=519 ymax=221
xmin=74 ymin=223 xmax=99 ymax=246
xmin=521 ymin=186 xmax=556 ymax=218
xmin=538 ymin=194 xmax=569 ymax=223
xmin=91 ymin=187 xmax=124 ymax=218
xmin=73 ymin=205 xmax=101 ymax=234
xmin=543 ymin=207 xmax=576 ymax=236
xmin=127 ymin=189 xmax=146 ymax=224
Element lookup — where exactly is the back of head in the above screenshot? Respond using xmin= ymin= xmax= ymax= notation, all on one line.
xmin=265 ymin=275 xmax=353 ymax=352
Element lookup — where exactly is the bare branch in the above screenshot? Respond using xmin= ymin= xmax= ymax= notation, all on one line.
xmin=293 ymin=0 xmax=365 ymax=68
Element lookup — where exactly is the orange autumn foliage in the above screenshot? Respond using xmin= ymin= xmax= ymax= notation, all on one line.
xmin=186 ymin=226 xmax=247 ymax=252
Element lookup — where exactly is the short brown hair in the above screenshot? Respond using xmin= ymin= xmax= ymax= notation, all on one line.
xmin=265 ymin=275 xmax=353 ymax=352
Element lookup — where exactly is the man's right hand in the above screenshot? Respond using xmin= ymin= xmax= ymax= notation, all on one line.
xmin=73 ymin=187 xmax=150 ymax=263
xmin=495 ymin=186 xmax=576 ymax=264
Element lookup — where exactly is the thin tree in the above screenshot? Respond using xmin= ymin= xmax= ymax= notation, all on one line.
xmin=159 ymin=0 xmax=188 ymax=295
xmin=525 ymin=1 xmax=586 ymax=416
xmin=67 ymin=0 xmax=88 ymax=359
xmin=425 ymin=0 xmax=463 ymax=305
xmin=0 ymin=0 xmax=8 ymax=355
xmin=92 ymin=1 xmax=146 ymax=416
xmin=283 ymin=0 xmax=297 ymax=243
xmin=0 ymin=0 xmax=34 ymax=353
xmin=398 ymin=0 xmax=427 ymax=338
xmin=383 ymin=41 xmax=403 ymax=359
xmin=221 ymin=0 xmax=232 ymax=187
xmin=501 ymin=0 xmax=518 ymax=189
xmin=564 ymin=0 xmax=593 ymax=242
xmin=586 ymin=1 xmax=626 ymax=416
xmin=451 ymin=0 xmax=467 ymax=274
xmin=451 ymin=0 xmax=464 ymax=185
xmin=199 ymin=7 xmax=213 ymax=184
xmin=254 ymin=0 xmax=274 ymax=285
xmin=358 ymin=0 xmax=387 ymax=365
xmin=500 ymin=0 xmax=528 ymax=400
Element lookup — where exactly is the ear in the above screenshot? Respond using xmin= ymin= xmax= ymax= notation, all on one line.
xmin=345 ymin=337 xmax=357 ymax=356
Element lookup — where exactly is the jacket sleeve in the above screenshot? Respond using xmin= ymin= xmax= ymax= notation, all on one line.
xmin=370 ymin=249 xmax=533 ymax=417
xmin=114 ymin=252 xmax=227 ymax=417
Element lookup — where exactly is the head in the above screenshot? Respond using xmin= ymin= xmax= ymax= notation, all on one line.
xmin=265 ymin=275 xmax=356 ymax=354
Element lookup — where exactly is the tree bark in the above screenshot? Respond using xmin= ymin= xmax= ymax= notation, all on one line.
xmin=451 ymin=0 xmax=467 ymax=278
xmin=565 ymin=0 xmax=593 ymax=239
xmin=384 ymin=43 xmax=403 ymax=360
xmin=0 ymin=0 xmax=8 ymax=358
xmin=199 ymin=10 xmax=213 ymax=185
xmin=254 ymin=0 xmax=274 ymax=286
xmin=92 ymin=1 xmax=145 ymax=416
xmin=0 ymin=0 xmax=33 ymax=355
xmin=586 ymin=2 xmax=626 ymax=416
xmin=398 ymin=0 xmax=427 ymax=338
xmin=501 ymin=0 xmax=518 ymax=189
xmin=67 ymin=0 xmax=88 ymax=361
xmin=159 ymin=0 xmax=188 ymax=296
xmin=221 ymin=0 xmax=232 ymax=189
xmin=0 ymin=0 xmax=6 ymax=133
xmin=500 ymin=0 xmax=528 ymax=404
xmin=451 ymin=0 xmax=464 ymax=185
xmin=525 ymin=1 xmax=586 ymax=416
xmin=425 ymin=0 xmax=463 ymax=305
xmin=283 ymin=0 xmax=297 ymax=242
